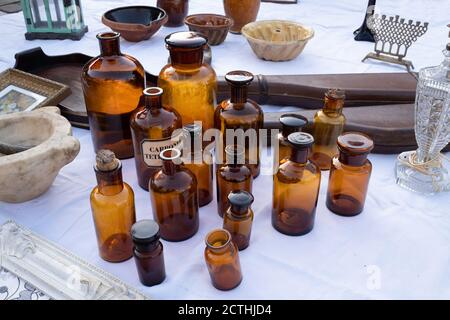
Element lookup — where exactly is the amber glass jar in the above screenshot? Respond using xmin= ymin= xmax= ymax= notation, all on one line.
xmin=150 ymin=148 xmax=199 ymax=241
xmin=157 ymin=0 xmax=189 ymax=27
xmin=215 ymin=70 xmax=263 ymax=178
xmin=216 ymin=145 xmax=253 ymax=218
xmin=130 ymin=87 xmax=182 ymax=191
xmin=82 ymin=32 xmax=145 ymax=159
xmin=224 ymin=0 xmax=260 ymax=34
xmin=277 ymin=114 xmax=308 ymax=165
xmin=90 ymin=150 xmax=136 ymax=262
xmin=131 ymin=220 xmax=166 ymax=287
xmin=223 ymin=190 xmax=254 ymax=251
xmin=182 ymin=123 xmax=213 ymax=207
xmin=272 ymin=132 xmax=321 ymax=236
xmin=158 ymin=32 xmax=217 ymax=139
xmin=326 ymin=132 xmax=374 ymax=216
xmin=204 ymin=229 xmax=242 ymax=291
xmin=310 ymin=89 xmax=346 ymax=170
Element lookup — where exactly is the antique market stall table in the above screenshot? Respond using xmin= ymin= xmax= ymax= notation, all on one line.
xmin=1 ymin=0 xmax=450 ymax=299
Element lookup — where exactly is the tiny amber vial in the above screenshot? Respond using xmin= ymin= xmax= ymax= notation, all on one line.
xmin=150 ymin=148 xmax=199 ymax=242
xmin=277 ymin=113 xmax=308 ymax=165
xmin=223 ymin=190 xmax=254 ymax=251
xmin=272 ymin=132 xmax=321 ymax=236
xmin=90 ymin=149 xmax=136 ymax=262
xmin=326 ymin=132 xmax=374 ymax=216
xmin=131 ymin=220 xmax=166 ymax=287
xmin=216 ymin=145 xmax=253 ymax=217
xmin=182 ymin=123 xmax=213 ymax=207
xmin=204 ymin=229 xmax=243 ymax=291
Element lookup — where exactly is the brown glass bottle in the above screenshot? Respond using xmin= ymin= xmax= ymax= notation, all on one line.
xmin=130 ymin=87 xmax=183 ymax=191
xmin=223 ymin=190 xmax=254 ymax=251
xmin=150 ymin=148 xmax=199 ymax=241
xmin=310 ymin=89 xmax=346 ymax=170
xmin=131 ymin=220 xmax=166 ymax=287
xmin=158 ymin=32 xmax=217 ymax=139
xmin=157 ymin=0 xmax=189 ymax=27
xmin=326 ymin=132 xmax=374 ymax=216
xmin=82 ymin=32 xmax=146 ymax=159
xmin=204 ymin=229 xmax=242 ymax=291
xmin=216 ymin=145 xmax=253 ymax=218
xmin=224 ymin=0 xmax=260 ymax=34
xmin=215 ymin=70 xmax=264 ymax=178
xmin=182 ymin=123 xmax=213 ymax=207
xmin=272 ymin=132 xmax=321 ymax=236
xmin=277 ymin=114 xmax=308 ymax=165
xmin=90 ymin=150 xmax=136 ymax=262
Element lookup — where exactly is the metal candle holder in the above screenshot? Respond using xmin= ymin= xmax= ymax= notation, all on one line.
xmin=362 ymin=14 xmax=428 ymax=73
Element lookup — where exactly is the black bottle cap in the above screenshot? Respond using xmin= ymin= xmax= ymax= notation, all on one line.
xmin=337 ymin=132 xmax=374 ymax=154
xmin=131 ymin=220 xmax=160 ymax=247
xmin=288 ymin=132 xmax=314 ymax=149
xmin=225 ymin=70 xmax=254 ymax=87
xmin=279 ymin=114 xmax=308 ymax=134
xmin=228 ymin=190 xmax=254 ymax=213
xmin=165 ymin=31 xmax=207 ymax=48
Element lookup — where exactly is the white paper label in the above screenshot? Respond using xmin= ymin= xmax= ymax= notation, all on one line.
xmin=141 ymin=133 xmax=183 ymax=167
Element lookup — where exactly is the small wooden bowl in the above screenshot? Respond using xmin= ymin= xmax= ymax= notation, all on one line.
xmin=242 ymin=20 xmax=314 ymax=61
xmin=184 ymin=14 xmax=234 ymax=46
xmin=102 ymin=6 xmax=168 ymax=42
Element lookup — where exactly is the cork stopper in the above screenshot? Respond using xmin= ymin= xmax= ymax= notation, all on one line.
xmin=325 ymin=88 xmax=346 ymax=100
xmin=96 ymin=149 xmax=120 ymax=171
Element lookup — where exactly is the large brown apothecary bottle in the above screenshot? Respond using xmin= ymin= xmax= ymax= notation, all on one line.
xmin=82 ymin=32 xmax=145 ymax=159
xmin=204 ymin=229 xmax=243 ymax=291
xmin=272 ymin=132 xmax=321 ymax=236
xmin=182 ymin=123 xmax=213 ymax=207
xmin=326 ymin=132 xmax=374 ymax=217
xmin=224 ymin=0 xmax=260 ymax=34
xmin=90 ymin=150 xmax=136 ymax=262
xmin=157 ymin=0 xmax=189 ymax=27
xmin=150 ymin=148 xmax=199 ymax=242
xmin=216 ymin=145 xmax=253 ymax=218
xmin=130 ymin=87 xmax=183 ymax=191
xmin=277 ymin=114 xmax=308 ymax=165
xmin=310 ymin=89 xmax=346 ymax=170
xmin=215 ymin=70 xmax=263 ymax=178
xmin=158 ymin=32 xmax=217 ymax=139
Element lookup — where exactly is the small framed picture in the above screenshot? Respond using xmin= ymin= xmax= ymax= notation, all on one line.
xmin=0 ymin=68 xmax=70 ymax=115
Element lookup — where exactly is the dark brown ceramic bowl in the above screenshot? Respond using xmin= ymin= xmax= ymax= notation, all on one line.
xmin=102 ymin=6 xmax=168 ymax=42
xmin=184 ymin=14 xmax=234 ymax=46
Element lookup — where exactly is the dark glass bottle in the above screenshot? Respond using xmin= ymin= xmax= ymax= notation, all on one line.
xmin=204 ymin=229 xmax=242 ymax=291
xmin=216 ymin=145 xmax=253 ymax=218
xmin=223 ymin=190 xmax=254 ymax=251
xmin=150 ymin=148 xmax=199 ymax=242
xmin=272 ymin=132 xmax=321 ymax=236
xmin=90 ymin=149 xmax=136 ymax=262
xmin=310 ymin=89 xmax=346 ymax=170
xmin=157 ymin=0 xmax=189 ymax=27
xmin=82 ymin=32 xmax=146 ymax=159
xmin=158 ymin=32 xmax=217 ymax=139
xmin=130 ymin=87 xmax=183 ymax=191
xmin=215 ymin=70 xmax=264 ymax=178
xmin=182 ymin=123 xmax=213 ymax=207
xmin=277 ymin=114 xmax=308 ymax=165
xmin=131 ymin=220 xmax=166 ymax=287
xmin=326 ymin=132 xmax=374 ymax=216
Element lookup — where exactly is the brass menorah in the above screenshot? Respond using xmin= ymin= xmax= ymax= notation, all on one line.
xmin=362 ymin=14 xmax=428 ymax=73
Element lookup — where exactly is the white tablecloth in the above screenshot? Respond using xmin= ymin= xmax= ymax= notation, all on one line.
xmin=1 ymin=0 xmax=450 ymax=299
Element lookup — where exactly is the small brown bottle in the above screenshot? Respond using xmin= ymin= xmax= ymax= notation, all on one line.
xmin=182 ymin=123 xmax=213 ymax=207
xmin=157 ymin=0 xmax=189 ymax=27
xmin=204 ymin=229 xmax=243 ymax=291
xmin=130 ymin=87 xmax=183 ymax=191
xmin=326 ymin=132 xmax=374 ymax=216
xmin=216 ymin=145 xmax=253 ymax=218
xmin=131 ymin=220 xmax=166 ymax=287
xmin=310 ymin=89 xmax=346 ymax=170
xmin=272 ymin=132 xmax=321 ymax=236
xmin=81 ymin=32 xmax=145 ymax=159
xmin=277 ymin=114 xmax=308 ymax=165
xmin=150 ymin=148 xmax=199 ymax=242
xmin=90 ymin=150 xmax=136 ymax=262
xmin=223 ymin=190 xmax=254 ymax=251
xmin=215 ymin=70 xmax=264 ymax=178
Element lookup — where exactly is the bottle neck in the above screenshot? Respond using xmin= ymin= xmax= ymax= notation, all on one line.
xmin=134 ymin=241 xmax=160 ymax=254
xmin=289 ymin=148 xmax=309 ymax=164
xmin=323 ymin=96 xmax=344 ymax=117
xmin=95 ymin=165 xmax=124 ymax=196
xmin=338 ymin=151 xmax=368 ymax=166
xmin=162 ymin=159 xmax=178 ymax=175
xmin=144 ymin=94 xmax=162 ymax=112
xmin=230 ymin=205 xmax=250 ymax=216
xmin=99 ymin=37 xmax=121 ymax=56
xmin=230 ymin=85 xmax=248 ymax=103
xmin=169 ymin=46 xmax=203 ymax=70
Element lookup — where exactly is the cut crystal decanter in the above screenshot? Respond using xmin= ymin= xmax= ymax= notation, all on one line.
xmin=395 ymin=29 xmax=450 ymax=194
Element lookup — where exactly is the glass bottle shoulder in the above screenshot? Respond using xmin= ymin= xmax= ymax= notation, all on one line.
xmin=276 ymin=160 xmax=320 ymax=183
xmin=218 ymin=165 xmax=252 ymax=182
xmin=150 ymin=168 xmax=196 ymax=193
xmin=90 ymin=182 xmax=134 ymax=205
xmin=331 ymin=157 xmax=372 ymax=173
xmin=131 ymin=106 xmax=182 ymax=132
xmin=314 ymin=109 xmax=345 ymax=124
xmin=216 ymin=99 xmax=263 ymax=119
xmin=159 ymin=63 xmax=217 ymax=83
xmin=83 ymin=54 xmax=145 ymax=79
